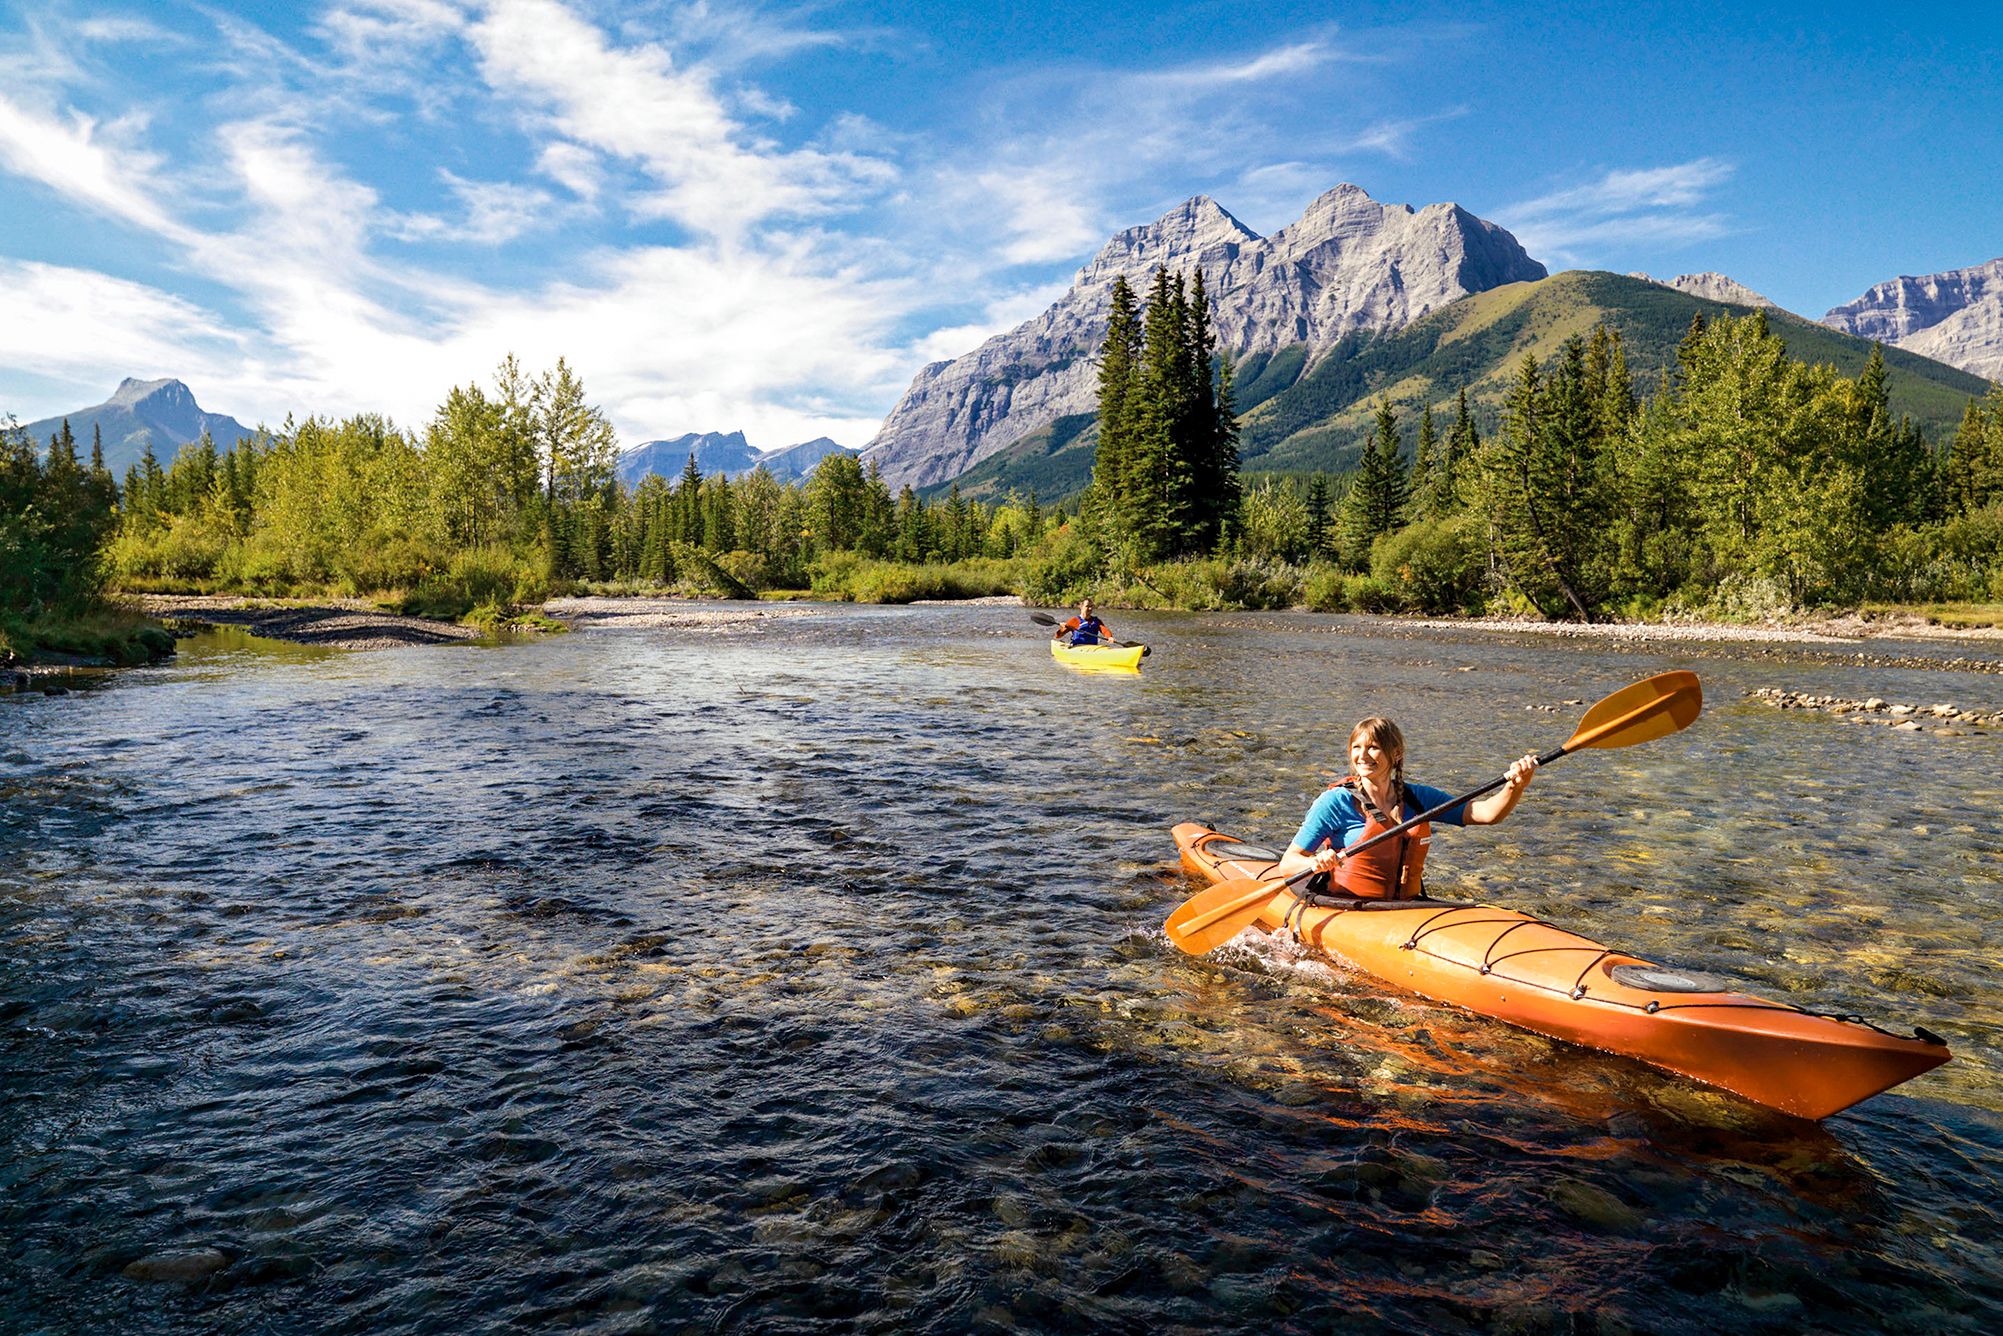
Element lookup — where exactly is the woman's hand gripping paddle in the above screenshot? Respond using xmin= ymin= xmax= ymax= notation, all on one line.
xmin=1030 ymin=611 xmax=1150 ymax=656
xmin=1162 ymin=671 xmax=1703 ymax=956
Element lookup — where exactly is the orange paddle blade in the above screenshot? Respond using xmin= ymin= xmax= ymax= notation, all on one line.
xmin=1164 ymin=875 xmax=1288 ymax=955
xmin=1563 ymin=671 xmax=1702 ymax=751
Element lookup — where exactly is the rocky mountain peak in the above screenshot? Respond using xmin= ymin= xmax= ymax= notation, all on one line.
xmin=864 ymin=185 xmax=1547 ymax=490
xmin=110 ymin=376 xmax=194 ymax=408
xmin=1077 ymin=196 xmax=1260 ymax=285
xmin=1632 ymin=272 xmax=1781 ymax=311
xmin=1823 ymin=257 xmax=2003 ymax=382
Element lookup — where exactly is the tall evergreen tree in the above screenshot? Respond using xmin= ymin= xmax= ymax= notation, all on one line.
xmin=1088 ymin=274 xmax=1142 ymax=538
xmin=1337 ymin=398 xmax=1409 ymax=567
xmin=1123 ymin=266 xmax=1197 ymax=561
xmin=1443 ymin=388 xmax=1478 ymax=514
xmin=1304 ymin=473 xmax=1331 ymax=558
xmin=1411 ymin=404 xmax=1444 ymax=518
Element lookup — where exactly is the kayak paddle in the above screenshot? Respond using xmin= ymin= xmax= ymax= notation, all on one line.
xmin=1163 ymin=670 xmax=1703 ymax=956
xmin=1029 ymin=610 xmax=1150 ymax=656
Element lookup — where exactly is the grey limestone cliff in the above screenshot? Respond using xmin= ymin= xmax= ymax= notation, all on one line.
xmin=1633 ymin=271 xmax=1783 ymax=311
xmin=1824 ymin=258 xmax=2003 ymax=382
xmin=864 ymin=185 xmax=1547 ymax=489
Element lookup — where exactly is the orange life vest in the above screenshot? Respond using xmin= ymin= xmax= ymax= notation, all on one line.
xmin=1325 ymin=776 xmax=1430 ymax=900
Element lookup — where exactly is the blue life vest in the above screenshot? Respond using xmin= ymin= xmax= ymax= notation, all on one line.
xmin=1069 ymin=617 xmax=1107 ymax=646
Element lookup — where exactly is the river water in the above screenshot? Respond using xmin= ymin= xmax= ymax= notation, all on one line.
xmin=4 ymin=603 xmax=2000 ymax=1334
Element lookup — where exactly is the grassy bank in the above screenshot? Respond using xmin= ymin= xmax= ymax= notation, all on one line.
xmin=0 ymin=608 xmax=178 ymax=666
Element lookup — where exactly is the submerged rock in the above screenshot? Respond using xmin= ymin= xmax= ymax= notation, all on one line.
xmin=122 ymin=1247 xmax=229 ymax=1283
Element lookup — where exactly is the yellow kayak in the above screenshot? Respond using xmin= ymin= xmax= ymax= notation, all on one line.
xmin=1050 ymin=639 xmax=1145 ymax=670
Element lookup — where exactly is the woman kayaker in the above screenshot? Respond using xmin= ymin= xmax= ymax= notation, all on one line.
xmin=1052 ymin=598 xmax=1114 ymax=648
xmin=1273 ymin=717 xmax=1539 ymax=900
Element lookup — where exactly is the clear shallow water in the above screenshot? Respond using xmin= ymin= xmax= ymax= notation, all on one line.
xmin=4 ymin=606 xmax=2001 ymax=1335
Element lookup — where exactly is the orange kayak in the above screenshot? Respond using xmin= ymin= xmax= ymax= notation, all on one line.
xmin=1172 ymin=822 xmax=1951 ymax=1119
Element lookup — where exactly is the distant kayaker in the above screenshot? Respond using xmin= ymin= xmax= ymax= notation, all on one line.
xmin=1052 ymin=598 xmax=1115 ymax=648
xmin=1273 ymin=717 xmax=1539 ymax=900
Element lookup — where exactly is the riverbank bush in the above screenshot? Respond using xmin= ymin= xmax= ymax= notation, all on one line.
xmin=1370 ymin=515 xmax=1486 ymax=613
xmin=1018 ymin=525 xmax=1105 ymax=605
xmin=394 ymin=545 xmax=548 ymax=621
xmin=1097 ymin=558 xmax=1305 ymax=611
xmin=808 ymin=552 xmax=1021 ymax=603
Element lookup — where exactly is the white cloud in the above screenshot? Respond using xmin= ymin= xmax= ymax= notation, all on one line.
xmin=1132 ymin=39 xmax=1349 ymax=91
xmin=535 ymin=140 xmax=602 ymax=200
xmin=1343 ymin=108 xmax=1467 ymax=160
xmin=909 ymin=280 xmax=1073 ymax=365
xmin=393 ymin=171 xmax=558 ymax=244
xmin=1497 ymin=158 xmax=1737 ymax=260
xmin=464 ymin=0 xmax=891 ymax=237
xmin=0 ymin=5 xmax=1475 ymax=450
xmin=963 ymin=166 xmax=1107 ymax=267
xmin=0 ymin=260 xmax=245 ymax=390
xmin=0 ymin=93 xmax=194 ymax=243
xmin=74 ymin=15 xmax=184 ymax=44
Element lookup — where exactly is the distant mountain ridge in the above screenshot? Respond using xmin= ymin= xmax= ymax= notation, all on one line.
xmin=20 ymin=378 xmax=254 ymax=476
xmin=863 ymin=184 xmax=1548 ymax=490
xmin=616 ymin=430 xmax=857 ymax=487
xmin=940 ymin=270 xmax=1991 ymax=504
xmin=1823 ymin=257 xmax=2003 ymax=382
xmin=1633 ymin=271 xmax=1783 ymax=311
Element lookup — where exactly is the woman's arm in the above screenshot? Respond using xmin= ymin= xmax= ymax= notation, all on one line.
xmin=1274 ymin=844 xmax=1341 ymax=879
xmin=1463 ymin=754 xmax=1539 ymax=825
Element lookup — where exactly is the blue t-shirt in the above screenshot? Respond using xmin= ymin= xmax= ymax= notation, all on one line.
xmin=1290 ymin=782 xmax=1466 ymax=854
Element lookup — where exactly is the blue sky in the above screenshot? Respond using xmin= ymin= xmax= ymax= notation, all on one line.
xmin=1 ymin=0 xmax=1998 ymax=449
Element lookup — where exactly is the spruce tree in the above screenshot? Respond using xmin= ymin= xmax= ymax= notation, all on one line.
xmin=1126 ymin=266 xmax=1196 ymax=561
xmin=1479 ymin=351 xmax=1603 ymax=620
xmin=1412 ymin=404 xmax=1442 ymax=518
xmin=1304 ymin=473 xmax=1331 ymax=558
xmin=1444 ymin=388 xmax=1478 ymax=514
xmin=1337 ymin=398 xmax=1408 ymax=568
xmin=1945 ymin=400 xmax=1985 ymax=517
xmin=1089 ymin=275 xmax=1142 ymax=543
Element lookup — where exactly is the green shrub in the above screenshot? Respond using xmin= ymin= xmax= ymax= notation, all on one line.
xmin=1370 ymin=516 xmax=1487 ymax=614
xmin=106 ymin=517 xmax=228 ymax=587
xmin=1216 ymin=558 xmax=1303 ymax=610
xmin=397 ymin=544 xmax=546 ymax=620
xmin=1019 ymin=525 xmax=1104 ymax=605
xmin=1345 ymin=573 xmax=1402 ymax=613
xmin=810 ymin=553 xmax=1020 ymax=603
xmin=714 ymin=550 xmax=771 ymax=592
xmin=1302 ymin=563 xmax=1348 ymax=612
xmin=214 ymin=539 xmax=298 ymax=596
xmin=333 ymin=534 xmax=447 ymax=597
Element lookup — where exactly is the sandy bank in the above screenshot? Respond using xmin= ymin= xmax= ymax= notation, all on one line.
xmin=134 ymin=594 xmax=485 ymax=650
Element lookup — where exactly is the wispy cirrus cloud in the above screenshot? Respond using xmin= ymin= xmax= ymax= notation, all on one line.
xmin=0 ymin=94 xmax=194 ymax=242
xmin=0 ymin=259 xmax=246 ymax=386
xmin=1496 ymin=158 xmax=1736 ymax=263
xmin=464 ymin=0 xmax=893 ymax=237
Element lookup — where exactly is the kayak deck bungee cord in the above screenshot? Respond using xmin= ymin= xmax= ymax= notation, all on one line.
xmin=1171 ymin=822 xmax=1951 ymax=1119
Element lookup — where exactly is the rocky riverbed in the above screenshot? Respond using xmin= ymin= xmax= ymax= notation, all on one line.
xmin=133 ymin=594 xmax=485 ymax=650
xmin=1747 ymin=686 xmax=2002 ymax=734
